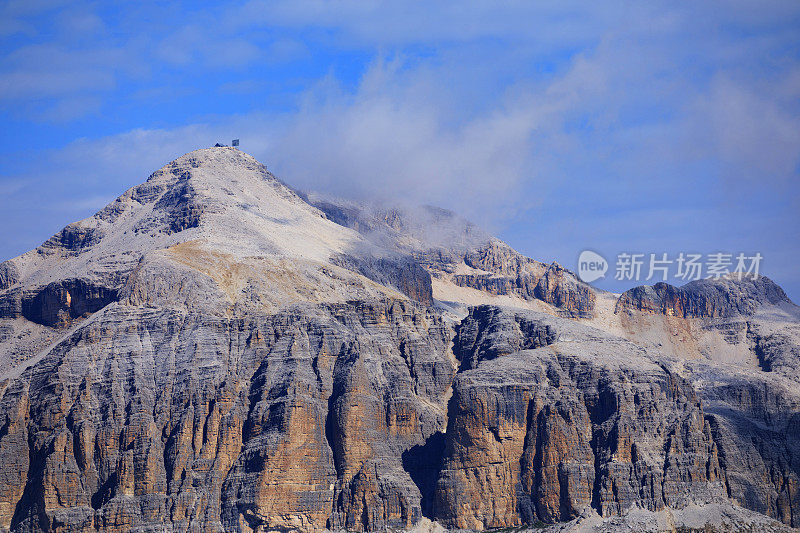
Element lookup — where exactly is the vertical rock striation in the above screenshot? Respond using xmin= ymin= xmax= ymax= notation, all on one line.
xmin=1 ymin=299 xmax=454 ymax=532
xmin=435 ymin=306 xmax=727 ymax=529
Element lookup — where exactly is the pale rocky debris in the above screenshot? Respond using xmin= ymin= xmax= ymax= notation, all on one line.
xmin=535 ymin=502 xmax=795 ymax=532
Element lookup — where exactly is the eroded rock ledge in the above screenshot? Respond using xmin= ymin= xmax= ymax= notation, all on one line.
xmin=0 ymin=279 xmax=118 ymax=328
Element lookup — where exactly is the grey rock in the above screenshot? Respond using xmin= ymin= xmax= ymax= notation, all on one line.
xmin=616 ymin=276 xmax=792 ymax=318
xmin=0 ymin=262 xmax=19 ymax=291
xmin=435 ymin=306 xmax=727 ymax=529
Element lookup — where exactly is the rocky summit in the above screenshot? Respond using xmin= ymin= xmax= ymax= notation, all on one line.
xmin=0 ymin=147 xmax=798 ymax=533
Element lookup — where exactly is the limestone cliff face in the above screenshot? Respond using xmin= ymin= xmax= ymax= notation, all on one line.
xmin=0 ymin=299 xmax=453 ymax=532
xmin=446 ymin=241 xmax=596 ymax=319
xmin=0 ymin=148 xmax=798 ymax=532
xmin=435 ymin=307 xmax=727 ymax=529
xmin=0 ymin=262 xmax=19 ymax=291
xmin=329 ymin=255 xmax=434 ymax=307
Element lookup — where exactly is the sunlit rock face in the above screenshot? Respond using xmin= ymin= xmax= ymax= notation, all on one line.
xmin=0 ymin=147 xmax=798 ymax=532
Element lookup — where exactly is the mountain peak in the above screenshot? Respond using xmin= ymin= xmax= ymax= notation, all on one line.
xmin=6 ymin=148 xmax=362 ymax=287
xmin=144 ymin=146 xmax=270 ymax=186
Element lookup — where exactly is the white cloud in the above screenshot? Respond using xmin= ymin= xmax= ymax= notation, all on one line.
xmin=233 ymin=0 xmax=617 ymax=49
xmin=155 ymin=25 xmax=264 ymax=69
xmin=695 ymin=76 xmax=800 ymax=188
xmin=265 ymin=59 xmax=545 ymax=228
xmin=0 ymin=43 xmax=138 ymax=100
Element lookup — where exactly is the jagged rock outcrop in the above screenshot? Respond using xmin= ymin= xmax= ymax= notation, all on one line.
xmin=615 ymin=276 xmax=791 ymax=318
xmin=532 ymin=262 xmax=596 ymax=319
xmin=453 ymin=241 xmax=596 ymax=318
xmin=39 ymin=224 xmax=103 ymax=254
xmin=0 ymin=147 xmax=798 ymax=532
xmin=453 ymin=305 xmax=558 ymax=370
xmin=307 ymin=199 xmax=596 ymax=318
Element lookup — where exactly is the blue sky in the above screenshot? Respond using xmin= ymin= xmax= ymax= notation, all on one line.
xmin=1 ymin=1 xmax=799 ymax=300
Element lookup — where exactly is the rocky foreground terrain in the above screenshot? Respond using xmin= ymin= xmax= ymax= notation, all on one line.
xmin=0 ymin=147 xmax=798 ymax=533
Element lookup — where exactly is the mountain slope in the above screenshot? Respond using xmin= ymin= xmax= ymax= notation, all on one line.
xmin=0 ymin=148 xmax=409 ymax=376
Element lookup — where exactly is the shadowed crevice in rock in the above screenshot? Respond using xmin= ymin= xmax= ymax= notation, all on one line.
xmin=324 ymin=341 xmax=357 ymax=482
xmin=20 ymin=279 xmax=118 ymax=328
xmin=747 ymin=322 xmax=773 ymax=372
xmin=90 ymin=474 xmax=116 ymax=511
xmin=402 ymin=431 xmax=445 ymax=519
xmin=10 ymin=430 xmax=49 ymax=532
xmin=589 ymin=429 xmax=603 ymax=517
xmin=325 ymin=384 xmax=343 ymax=479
